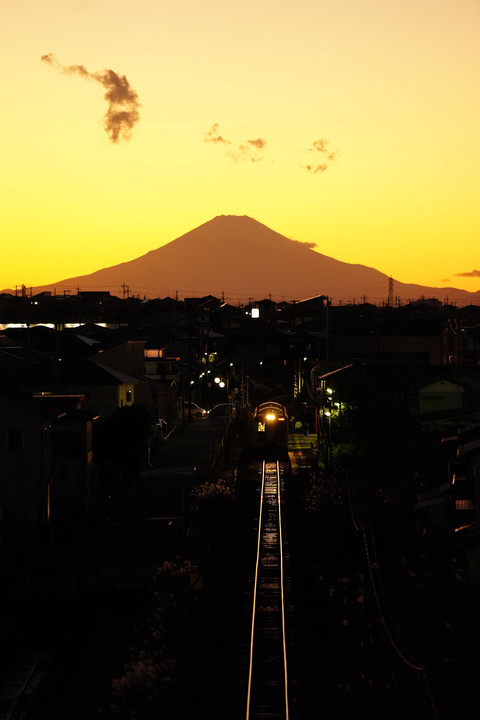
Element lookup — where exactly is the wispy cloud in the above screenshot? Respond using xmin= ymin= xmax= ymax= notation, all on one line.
xmin=302 ymin=137 xmax=339 ymax=174
xmin=204 ymin=124 xmax=338 ymax=171
xmin=304 ymin=162 xmax=328 ymax=174
xmin=247 ymin=138 xmax=267 ymax=150
xmin=203 ymin=123 xmax=231 ymax=145
xmin=41 ymin=53 xmax=140 ymax=143
xmin=455 ymin=270 xmax=480 ymax=278
xmin=203 ymin=123 xmax=267 ymax=162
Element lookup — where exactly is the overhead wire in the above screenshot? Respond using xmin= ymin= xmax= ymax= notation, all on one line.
xmin=343 ymin=467 xmax=439 ymax=717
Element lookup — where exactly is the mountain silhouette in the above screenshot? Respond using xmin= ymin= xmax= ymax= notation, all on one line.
xmin=13 ymin=215 xmax=480 ymax=305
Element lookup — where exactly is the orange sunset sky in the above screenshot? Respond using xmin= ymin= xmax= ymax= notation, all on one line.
xmin=1 ymin=0 xmax=479 ymax=295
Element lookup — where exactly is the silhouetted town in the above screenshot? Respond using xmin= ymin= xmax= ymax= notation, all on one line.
xmin=2 ymin=288 xmax=480 ymax=718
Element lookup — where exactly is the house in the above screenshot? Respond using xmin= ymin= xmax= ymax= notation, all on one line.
xmin=329 ymin=303 xmax=447 ymax=365
xmin=210 ymin=303 xmax=246 ymax=331
xmin=143 ymin=346 xmax=181 ymax=423
xmin=0 ymin=386 xmax=98 ymax=554
xmin=418 ymin=379 xmax=466 ymax=415
xmin=92 ymin=337 xmax=146 ymax=379
xmin=280 ymin=295 xmax=329 ymax=328
xmin=415 ymin=423 xmax=480 ymax=583
xmin=0 ymin=388 xmax=53 ymax=548
xmin=5 ymin=357 xmax=139 ymax=418
xmin=30 ymin=394 xmax=95 ymax=548
xmin=0 ymin=337 xmax=51 ymax=378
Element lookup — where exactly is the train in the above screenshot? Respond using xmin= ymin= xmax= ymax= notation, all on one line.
xmin=252 ymin=401 xmax=289 ymax=452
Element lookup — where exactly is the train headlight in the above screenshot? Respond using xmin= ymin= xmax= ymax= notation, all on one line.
xmin=265 ymin=413 xmax=276 ymax=422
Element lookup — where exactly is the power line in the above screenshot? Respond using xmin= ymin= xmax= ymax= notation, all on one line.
xmin=343 ymin=469 xmax=440 ymax=717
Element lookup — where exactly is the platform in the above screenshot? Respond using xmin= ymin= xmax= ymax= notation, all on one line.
xmin=287 ymin=433 xmax=319 ymax=474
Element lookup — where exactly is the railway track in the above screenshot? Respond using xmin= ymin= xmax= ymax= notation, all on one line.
xmin=244 ymin=459 xmax=292 ymax=720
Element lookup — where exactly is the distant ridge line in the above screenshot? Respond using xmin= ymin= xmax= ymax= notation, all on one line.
xmin=3 ymin=215 xmax=479 ymax=306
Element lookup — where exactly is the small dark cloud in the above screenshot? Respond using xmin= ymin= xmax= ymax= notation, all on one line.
xmin=312 ymin=139 xmax=328 ymax=152
xmin=248 ymin=138 xmax=266 ymax=150
xmin=455 ymin=270 xmax=480 ymax=278
xmin=302 ymin=137 xmax=339 ymax=174
xmin=230 ymin=138 xmax=267 ymax=163
xmin=291 ymin=239 xmax=316 ymax=249
xmin=203 ymin=123 xmax=231 ymax=145
xmin=305 ymin=163 xmax=328 ymax=174
xmin=204 ymin=124 xmax=267 ymax=162
xmin=41 ymin=53 xmax=140 ymax=143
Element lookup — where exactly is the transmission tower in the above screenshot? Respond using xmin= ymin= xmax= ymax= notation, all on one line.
xmin=388 ymin=275 xmax=394 ymax=306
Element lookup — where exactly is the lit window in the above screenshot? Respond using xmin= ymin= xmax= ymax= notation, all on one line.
xmin=455 ymin=499 xmax=474 ymax=511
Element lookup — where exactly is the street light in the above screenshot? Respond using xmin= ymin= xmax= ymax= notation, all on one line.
xmin=324 ymin=409 xmax=332 ymax=465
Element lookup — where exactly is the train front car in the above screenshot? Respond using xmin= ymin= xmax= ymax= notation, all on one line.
xmin=252 ymin=401 xmax=289 ymax=456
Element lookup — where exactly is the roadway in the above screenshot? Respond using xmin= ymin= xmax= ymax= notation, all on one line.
xmin=148 ymin=415 xmax=230 ymax=479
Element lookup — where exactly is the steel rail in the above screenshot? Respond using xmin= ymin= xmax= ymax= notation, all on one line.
xmin=277 ymin=459 xmax=290 ymax=718
xmin=246 ymin=460 xmax=289 ymax=720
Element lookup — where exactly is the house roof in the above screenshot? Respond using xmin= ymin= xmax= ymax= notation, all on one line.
xmin=457 ymin=438 xmax=480 ymax=456
xmin=6 ymin=357 xmax=139 ymax=387
xmin=2 ymin=323 xmax=127 ymax=357
xmin=0 ymin=346 xmax=50 ymax=365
